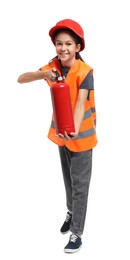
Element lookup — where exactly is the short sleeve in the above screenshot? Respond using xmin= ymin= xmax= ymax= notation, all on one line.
xmin=79 ymin=70 xmax=94 ymax=90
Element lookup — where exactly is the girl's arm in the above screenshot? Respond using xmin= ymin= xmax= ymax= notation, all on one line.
xmin=17 ymin=68 xmax=56 ymax=83
xmin=73 ymin=89 xmax=89 ymax=135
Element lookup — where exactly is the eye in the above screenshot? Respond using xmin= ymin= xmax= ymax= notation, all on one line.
xmin=66 ymin=42 xmax=71 ymax=46
xmin=56 ymin=42 xmax=62 ymax=46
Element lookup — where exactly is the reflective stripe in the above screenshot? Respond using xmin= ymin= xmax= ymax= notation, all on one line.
xmin=83 ymin=107 xmax=95 ymax=120
xmin=83 ymin=109 xmax=92 ymax=120
xmin=75 ymin=128 xmax=95 ymax=140
xmin=51 ymin=117 xmax=96 ymax=133
xmin=91 ymin=107 xmax=96 ymax=113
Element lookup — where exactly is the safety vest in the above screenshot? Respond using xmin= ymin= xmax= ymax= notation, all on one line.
xmin=40 ymin=57 xmax=98 ymax=152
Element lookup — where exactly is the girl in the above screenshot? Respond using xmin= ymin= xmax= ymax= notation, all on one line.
xmin=17 ymin=19 xmax=98 ymax=253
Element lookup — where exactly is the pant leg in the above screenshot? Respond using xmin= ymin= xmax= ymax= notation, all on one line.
xmin=70 ymin=149 xmax=93 ymax=236
xmin=58 ymin=146 xmax=73 ymax=212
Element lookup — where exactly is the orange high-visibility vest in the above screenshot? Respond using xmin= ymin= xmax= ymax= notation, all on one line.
xmin=40 ymin=57 xmax=98 ymax=152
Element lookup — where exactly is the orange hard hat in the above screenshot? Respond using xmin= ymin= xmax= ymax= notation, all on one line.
xmin=49 ymin=19 xmax=85 ymax=51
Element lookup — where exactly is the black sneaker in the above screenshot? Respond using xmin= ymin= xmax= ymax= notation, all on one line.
xmin=60 ymin=212 xmax=72 ymax=234
xmin=64 ymin=233 xmax=82 ymax=253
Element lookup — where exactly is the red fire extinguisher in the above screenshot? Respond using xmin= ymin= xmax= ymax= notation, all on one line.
xmin=50 ymin=72 xmax=75 ymax=135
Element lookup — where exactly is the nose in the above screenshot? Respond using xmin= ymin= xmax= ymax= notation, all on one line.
xmin=60 ymin=44 xmax=66 ymax=51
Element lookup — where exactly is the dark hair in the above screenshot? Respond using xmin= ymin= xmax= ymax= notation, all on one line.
xmin=52 ymin=28 xmax=85 ymax=62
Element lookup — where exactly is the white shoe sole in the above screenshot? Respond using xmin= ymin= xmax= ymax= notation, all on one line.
xmin=64 ymin=245 xmax=82 ymax=253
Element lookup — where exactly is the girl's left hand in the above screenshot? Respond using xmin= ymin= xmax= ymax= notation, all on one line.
xmin=57 ymin=131 xmax=78 ymax=141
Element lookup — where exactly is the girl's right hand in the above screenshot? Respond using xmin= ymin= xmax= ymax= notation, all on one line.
xmin=45 ymin=67 xmax=57 ymax=82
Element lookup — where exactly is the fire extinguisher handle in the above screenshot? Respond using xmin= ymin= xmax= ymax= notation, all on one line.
xmin=54 ymin=71 xmax=65 ymax=82
xmin=54 ymin=71 xmax=60 ymax=80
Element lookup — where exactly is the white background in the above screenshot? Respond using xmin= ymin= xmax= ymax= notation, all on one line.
xmin=0 ymin=0 xmax=130 ymax=259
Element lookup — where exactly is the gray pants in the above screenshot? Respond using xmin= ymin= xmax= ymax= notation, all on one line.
xmin=58 ymin=146 xmax=93 ymax=236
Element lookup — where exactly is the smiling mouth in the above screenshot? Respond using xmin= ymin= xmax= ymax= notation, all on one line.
xmin=59 ymin=53 xmax=69 ymax=57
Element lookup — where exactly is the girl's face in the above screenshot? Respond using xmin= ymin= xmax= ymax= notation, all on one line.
xmin=54 ymin=32 xmax=81 ymax=67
